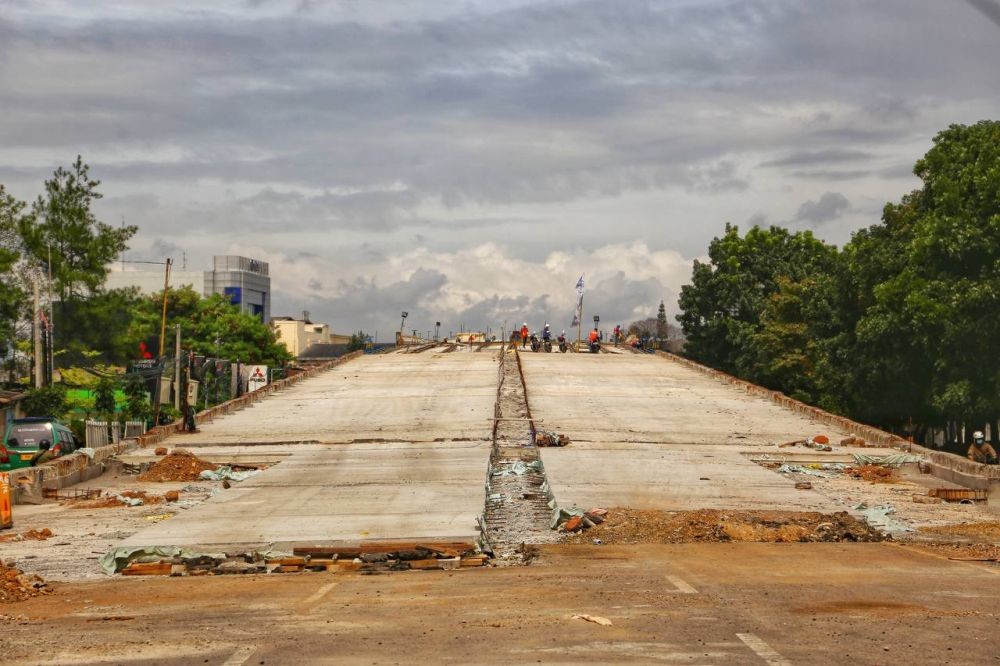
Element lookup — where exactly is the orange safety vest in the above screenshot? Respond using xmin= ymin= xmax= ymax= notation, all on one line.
xmin=520 ymin=326 xmax=529 ymax=338
xmin=588 ymin=330 xmax=599 ymax=343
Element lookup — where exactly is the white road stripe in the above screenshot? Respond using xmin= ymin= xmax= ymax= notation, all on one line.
xmin=221 ymin=645 xmax=257 ymax=666
xmin=737 ymin=633 xmax=792 ymax=666
xmin=304 ymin=581 xmax=339 ymax=605
xmin=665 ymin=575 xmax=698 ymax=594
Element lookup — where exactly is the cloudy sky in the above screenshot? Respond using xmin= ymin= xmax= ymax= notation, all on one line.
xmin=2 ymin=1 xmax=999 ymax=338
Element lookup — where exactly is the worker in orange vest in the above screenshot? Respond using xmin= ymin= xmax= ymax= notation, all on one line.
xmin=520 ymin=323 xmax=529 ymax=349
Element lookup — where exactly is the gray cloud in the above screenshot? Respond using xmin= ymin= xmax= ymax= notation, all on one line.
xmin=763 ymin=149 xmax=874 ymax=168
xmin=2 ymin=0 xmax=999 ymax=331
xmin=967 ymin=0 xmax=1000 ymax=28
xmin=794 ymin=192 xmax=851 ymax=225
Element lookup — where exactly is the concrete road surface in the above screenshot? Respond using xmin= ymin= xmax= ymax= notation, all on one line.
xmin=522 ymin=351 xmax=855 ymax=511
xmin=122 ymin=350 xmax=497 ymax=548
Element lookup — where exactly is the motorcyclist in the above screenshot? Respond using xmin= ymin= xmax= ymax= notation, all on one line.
xmin=542 ymin=324 xmax=552 ymax=342
xmin=588 ymin=327 xmax=600 ymax=352
xmin=968 ymin=431 xmax=998 ymax=464
xmin=529 ymin=331 xmax=540 ymax=352
xmin=557 ymin=330 xmax=568 ymax=352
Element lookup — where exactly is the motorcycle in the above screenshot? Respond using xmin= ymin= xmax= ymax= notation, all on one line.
xmin=543 ymin=338 xmax=552 ymax=353
xmin=530 ymin=335 xmax=541 ymax=352
xmin=589 ymin=340 xmax=600 ymax=354
xmin=558 ymin=339 xmax=568 ymax=353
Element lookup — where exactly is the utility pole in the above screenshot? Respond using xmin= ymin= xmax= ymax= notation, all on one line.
xmin=174 ymin=324 xmax=181 ymax=411
xmin=47 ymin=245 xmax=54 ymax=382
xmin=33 ymin=279 xmax=43 ymax=389
xmin=158 ymin=258 xmax=172 ymax=357
xmin=577 ymin=293 xmax=583 ymax=352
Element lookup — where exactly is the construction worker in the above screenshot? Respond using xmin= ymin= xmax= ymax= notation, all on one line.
xmin=968 ymin=431 xmax=998 ymax=464
xmin=520 ymin=323 xmax=529 ymax=349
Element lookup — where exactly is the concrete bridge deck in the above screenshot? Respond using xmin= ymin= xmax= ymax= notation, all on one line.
xmin=121 ymin=350 xmax=497 ymax=548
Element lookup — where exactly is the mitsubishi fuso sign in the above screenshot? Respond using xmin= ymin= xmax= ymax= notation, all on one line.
xmin=248 ymin=365 xmax=268 ymax=392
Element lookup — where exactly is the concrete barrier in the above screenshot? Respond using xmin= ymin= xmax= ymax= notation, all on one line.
xmin=8 ymin=438 xmax=136 ymax=505
xmin=655 ymin=351 xmax=1000 ymax=488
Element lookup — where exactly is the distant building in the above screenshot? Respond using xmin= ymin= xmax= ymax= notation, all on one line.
xmin=271 ymin=316 xmax=350 ymax=357
xmin=106 ymin=255 xmax=271 ymax=321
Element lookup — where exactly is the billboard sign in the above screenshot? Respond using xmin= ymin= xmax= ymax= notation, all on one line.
xmin=247 ymin=365 xmax=267 ymax=392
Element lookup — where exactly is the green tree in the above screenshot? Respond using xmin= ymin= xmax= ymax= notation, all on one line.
xmin=857 ymin=121 xmax=1000 ymax=436
xmin=656 ymin=301 xmax=668 ymax=340
xmin=122 ymin=373 xmax=152 ymax=422
xmin=16 ymin=157 xmax=138 ymax=368
xmin=93 ymin=376 xmax=118 ymax=417
xmin=21 ymin=384 xmax=68 ymax=417
xmin=129 ymin=286 xmax=292 ymax=366
xmin=19 ymin=157 xmax=137 ymax=303
xmin=0 ymin=185 xmax=29 ymax=360
xmin=347 ymin=331 xmax=369 ymax=352
xmin=676 ymin=224 xmax=839 ymax=377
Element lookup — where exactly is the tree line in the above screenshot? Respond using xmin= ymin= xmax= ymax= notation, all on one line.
xmin=676 ymin=121 xmax=1000 ymax=450
xmin=0 ymin=157 xmax=290 ymax=383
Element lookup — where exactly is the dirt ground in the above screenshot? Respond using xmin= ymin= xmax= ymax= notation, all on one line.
xmin=1 ymin=543 xmax=998 ymax=665
xmin=561 ymin=508 xmax=886 ymax=544
xmin=0 ymin=465 xmax=224 ymax=582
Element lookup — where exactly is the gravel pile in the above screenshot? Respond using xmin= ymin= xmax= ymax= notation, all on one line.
xmin=138 ymin=450 xmax=218 ymax=482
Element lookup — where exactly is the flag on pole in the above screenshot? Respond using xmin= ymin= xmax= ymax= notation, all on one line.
xmin=570 ymin=274 xmax=584 ymax=326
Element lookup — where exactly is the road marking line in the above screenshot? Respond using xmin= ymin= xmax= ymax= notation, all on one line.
xmin=665 ymin=575 xmax=698 ymax=594
xmin=221 ymin=645 xmax=256 ymax=666
xmin=736 ymin=633 xmax=792 ymax=666
xmin=304 ymin=581 xmax=338 ymax=605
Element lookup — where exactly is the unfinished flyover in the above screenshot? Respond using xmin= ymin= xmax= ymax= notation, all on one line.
xmin=122 ymin=342 xmax=951 ymax=551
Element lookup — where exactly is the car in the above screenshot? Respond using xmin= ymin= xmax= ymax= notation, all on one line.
xmin=0 ymin=417 xmax=79 ymax=471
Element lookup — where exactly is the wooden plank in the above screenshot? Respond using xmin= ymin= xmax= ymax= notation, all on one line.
xmin=294 ymin=541 xmax=474 ymax=557
xmin=122 ymin=562 xmax=172 ymax=576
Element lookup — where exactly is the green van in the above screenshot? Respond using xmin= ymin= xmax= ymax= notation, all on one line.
xmin=0 ymin=417 xmax=78 ymax=470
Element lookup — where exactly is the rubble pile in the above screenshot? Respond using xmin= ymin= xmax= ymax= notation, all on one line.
xmin=844 ymin=465 xmax=897 ymax=483
xmin=535 ymin=431 xmax=570 ymax=447
xmin=0 ymin=528 xmax=54 ymax=543
xmin=105 ymin=542 xmax=486 ymax=576
xmin=68 ymin=490 xmax=173 ymax=509
xmin=562 ymin=508 xmax=888 ymax=544
xmin=138 ymin=450 xmax=219 ymax=482
xmin=0 ymin=563 xmax=49 ymax=603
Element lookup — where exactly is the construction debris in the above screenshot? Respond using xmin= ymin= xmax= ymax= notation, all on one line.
xmin=0 ymin=528 xmax=54 ymax=543
xmin=198 ymin=466 xmax=259 ymax=482
xmin=853 ymin=503 xmax=913 ymax=533
xmin=101 ymin=541 xmax=486 ymax=576
xmin=844 ymin=465 xmax=897 ymax=483
xmin=535 ymin=431 xmax=570 ymax=447
xmin=552 ymin=507 xmax=607 ymax=532
xmin=928 ymin=488 xmax=989 ymax=503
xmin=572 ymin=614 xmax=612 ymax=626
xmin=1 ymin=563 xmax=49 ymax=602
xmin=561 ymin=508 xmax=887 ymax=544
xmin=138 ymin=450 xmax=219 ymax=482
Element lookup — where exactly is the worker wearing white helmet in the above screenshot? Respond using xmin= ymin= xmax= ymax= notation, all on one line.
xmin=968 ymin=431 xmax=998 ymax=464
